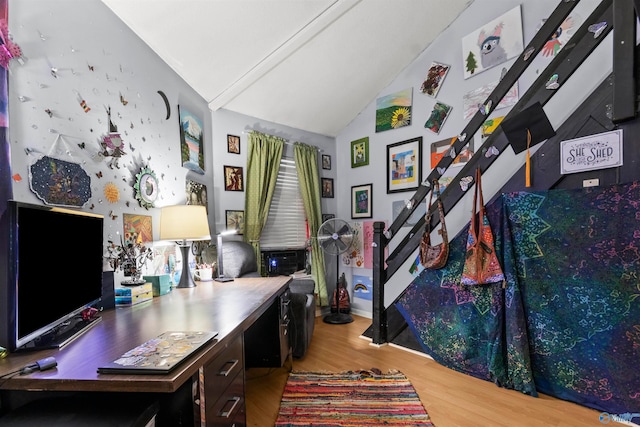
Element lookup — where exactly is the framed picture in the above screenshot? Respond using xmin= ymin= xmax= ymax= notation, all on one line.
xmin=122 ymin=213 xmax=153 ymax=245
xmin=322 ymin=154 xmax=331 ymax=170
xmin=186 ymin=179 xmax=208 ymax=210
xmin=351 ymin=183 xmax=372 ymax=219
xmin=321 ymin=178 xmax=334 ymax=198
xmin=350 ymin=137 xmax=369 ymax=168
xmin=322 ymin=213 xmax=335 ymax=223
xmin=178 ymin=106 xmax=205 ymax=175
xmin=224 ymin=165 xmax=243 ymax=191
xmin=225 ymin=210 xmax=244 ymax=234
xmin=387 ymin=137 xmax=422 ymax=194
xmin=227 ymin=134 xmax=240 ymax=154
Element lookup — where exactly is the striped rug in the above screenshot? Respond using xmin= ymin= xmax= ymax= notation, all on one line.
xmin=275 ymin=369 xmax=435 ymax=426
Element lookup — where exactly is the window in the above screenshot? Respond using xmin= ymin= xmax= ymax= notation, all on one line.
xmin=260 ymin=158 xmax=308 ymax=250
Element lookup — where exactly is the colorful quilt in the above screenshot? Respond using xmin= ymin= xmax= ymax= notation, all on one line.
xmin=396 ymin=182 xmax=640 ymax=416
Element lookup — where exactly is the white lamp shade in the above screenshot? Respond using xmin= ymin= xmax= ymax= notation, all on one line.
xmin=160 ymin=205 xmax=211 ymax=241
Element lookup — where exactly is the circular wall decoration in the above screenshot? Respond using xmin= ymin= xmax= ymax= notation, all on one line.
xmin=134 ymin=166 xmax=159 ymax=209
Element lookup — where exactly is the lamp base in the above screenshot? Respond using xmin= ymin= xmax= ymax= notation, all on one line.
xmin=214 ymin=276 xmax=234 ymax=283
xmin=176 ymin=245 xmax=196 ymax=288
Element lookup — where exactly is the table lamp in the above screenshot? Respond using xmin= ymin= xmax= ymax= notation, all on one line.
xmin=160 ymin=205 xmax=211 ymax=288
xmin=215 ymin=229 xmax=237 ymax=282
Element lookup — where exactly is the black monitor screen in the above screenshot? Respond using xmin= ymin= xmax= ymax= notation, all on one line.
xmin=9 ymin=202 xmax=104 ymax=350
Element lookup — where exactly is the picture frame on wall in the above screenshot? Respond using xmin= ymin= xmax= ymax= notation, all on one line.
xmin=227 ymin=134 xmax=240 ymax=154
xmin=350 ymin=137 xmax=369 ymax=168
xmin=225 ymin=210 xmax=245 ymax=235
xmin=386 ymin=137 xmax=422 ymax=194
xmin=224 ymin=165 xmax=243 ymax=191
xmin=322 ymin=154 xmax=331 ymax=170
xmin=351 ymin=183 xmax=373 ymax=219
xmin=178 ymin=106 xmax=205 ymax=175
xmin=321 ymin=178 xmax=334 ymax=198
xmin=322 ymin=213 xmax=335 ymax=223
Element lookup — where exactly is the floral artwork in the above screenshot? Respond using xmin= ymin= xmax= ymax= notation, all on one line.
xmin=186 ymin=179 xmax=208 ymax=209
xmin=420 ymin=62 xmax=450 ymax=97
xmin=375 ymin=88 xmax=412 ymax=132
xmin=424 ymin=101 xmax=452 ymax=134
xmin=178 ymin=106 xmax=205 ymax=174
xmin=462 ymin=5 xmax=523 ymax=79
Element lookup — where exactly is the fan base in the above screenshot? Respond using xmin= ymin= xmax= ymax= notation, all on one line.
xmin=323 ymin=312 xmax=354 ymax=324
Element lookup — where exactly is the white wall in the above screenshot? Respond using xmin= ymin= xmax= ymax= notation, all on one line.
xmin=335 ymin=0 xmax=609 ymax=317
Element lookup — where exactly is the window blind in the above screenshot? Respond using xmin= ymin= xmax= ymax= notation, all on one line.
xmin=260 ymin=158 xmax=308 ymax=250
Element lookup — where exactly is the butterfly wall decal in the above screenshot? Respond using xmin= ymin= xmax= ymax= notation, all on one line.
xmin=485 ymin=146 xmax=500 ymax=157
xmin=588 ymin=22 xmax=607 ymax=38
xmin=460 ymin=176 xmax=474 ymax=191
xmin=546 ymin=74 xmax=559 ymax=90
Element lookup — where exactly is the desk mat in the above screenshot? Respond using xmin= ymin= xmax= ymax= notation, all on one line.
xmin=97 ymin=331 xmax=218 ymax=374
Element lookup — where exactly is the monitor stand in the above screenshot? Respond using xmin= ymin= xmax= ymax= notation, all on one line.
xmin=17 ymin=315 xmax=102 ymax=352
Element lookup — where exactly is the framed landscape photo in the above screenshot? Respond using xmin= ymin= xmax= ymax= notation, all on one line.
xmin=350 ymin=137 xmax=369 ymax=168
xmin=225 ymin=210 xmax=244 ymax=234
xmin=321 ymin=178 xmax=334 ymax=198
xmin=227 ymin=134 xmax=240 ymax=154
xmin=387 ymin=137 xmax=422 ymax=194
xmin=322 ymin=154 xmax=331 ymax=170
xmin=351 ymin=183 xmax=372 ymax=219
xmin=224 ymin=165 xmax=243 ymax=191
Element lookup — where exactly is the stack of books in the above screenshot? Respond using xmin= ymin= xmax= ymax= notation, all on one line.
xmin=115 ymin=282 xmax=153 ymax=306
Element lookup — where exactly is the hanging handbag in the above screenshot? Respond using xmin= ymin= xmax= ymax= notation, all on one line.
xmin=419 ymin=179 xmax=449 ymax=269
xmin=460 ymin=168 xmax=505 ymax=286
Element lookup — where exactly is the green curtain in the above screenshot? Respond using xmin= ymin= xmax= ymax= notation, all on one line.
xmin=294 ymin=142 xmax=328 ymax=306
xmin=244 ymin=131 xmax=284 ymax=275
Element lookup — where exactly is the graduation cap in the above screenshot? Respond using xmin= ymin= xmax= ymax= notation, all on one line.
xmin=500 ymin=102 xmax=555 ymax=187
xmin=501 ymin=102 xmax=555 ymax=154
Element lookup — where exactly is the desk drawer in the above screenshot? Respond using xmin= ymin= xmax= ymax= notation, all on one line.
xmin=204 ymin=334 xmax=243 ymax=398
xmin=205 ymin=369 xmax=245 ymax=426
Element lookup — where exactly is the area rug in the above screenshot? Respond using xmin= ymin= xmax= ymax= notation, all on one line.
xmin=275 ymin=369 xmax=435 ymax=426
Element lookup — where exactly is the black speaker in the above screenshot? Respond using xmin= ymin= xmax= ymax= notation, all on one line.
xmin=101 ymin=271 xmax=115 ymax=310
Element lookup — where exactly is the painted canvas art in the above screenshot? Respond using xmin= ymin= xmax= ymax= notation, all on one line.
xmin=375 ymin=88 xmax=412 ymax=132
xmin=123 ymin=213 xmax=153 ymax=246
xmin=463 ymin=80 xmax=519 ymax=120
xmin=419 ymin=62 xmax=450 ymax=97
xmin=178 ymin=106 xmax=205 ymax=174
xmin=424 ymin=101 xmax=452 ymax=134
xmin=462 ymin=5 xmax=523 ymax=79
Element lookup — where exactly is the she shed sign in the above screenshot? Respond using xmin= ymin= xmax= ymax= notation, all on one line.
xmin=560 ymin=129 xmax=623 ymax=174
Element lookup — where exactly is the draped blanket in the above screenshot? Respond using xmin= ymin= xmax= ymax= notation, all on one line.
xmin=396 ymin=182 xmax=640 ymax=415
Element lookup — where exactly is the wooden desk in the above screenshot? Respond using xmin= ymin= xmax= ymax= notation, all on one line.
xmin=0 ymin=276 xmax=290 ymax=425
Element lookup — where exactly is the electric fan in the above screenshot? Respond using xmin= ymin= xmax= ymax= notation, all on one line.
xmin=317 ymin=218 xmax=355 ymax=324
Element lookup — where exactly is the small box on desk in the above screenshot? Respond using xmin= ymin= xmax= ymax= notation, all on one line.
xmin=115 ymin=282 xmax=153 ymax=306
xmin=143 ymin=274 xmax=172 ymax=296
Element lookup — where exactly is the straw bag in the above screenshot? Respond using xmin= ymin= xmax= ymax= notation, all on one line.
xmin=419 ymin=179 xmax=449 ymax=269
xmin=460 ymin=168 xmax=505 ymax=286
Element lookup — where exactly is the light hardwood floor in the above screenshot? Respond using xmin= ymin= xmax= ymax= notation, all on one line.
xmin=246 ymin=314 xmax=609 ymax=427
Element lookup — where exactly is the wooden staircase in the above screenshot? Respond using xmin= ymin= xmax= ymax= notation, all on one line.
xmin=367 ymin=0 xmax=640 ymax=346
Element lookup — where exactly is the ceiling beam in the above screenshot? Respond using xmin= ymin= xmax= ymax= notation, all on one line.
xmin=207 ymin=0 xmax=361 ymax=112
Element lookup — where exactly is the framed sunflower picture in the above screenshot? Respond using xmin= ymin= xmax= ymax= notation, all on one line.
xmin=375 ymin=88 xmax=412 ymax=133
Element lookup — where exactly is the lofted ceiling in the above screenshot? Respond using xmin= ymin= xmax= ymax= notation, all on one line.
xmin=101 ymin=0 xmax=473 ymax=138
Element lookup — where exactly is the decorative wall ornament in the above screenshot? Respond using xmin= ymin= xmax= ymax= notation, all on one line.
xmin=133 ymin=165 xmax=159 ymax=209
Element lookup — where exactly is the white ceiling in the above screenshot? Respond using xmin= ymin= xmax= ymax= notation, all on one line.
xmin=101 ymin=0 xmax=473 ymax=138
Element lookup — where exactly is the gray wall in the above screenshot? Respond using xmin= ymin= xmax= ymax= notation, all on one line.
xmin=335 ymin=0 xmax=609 ymax=316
